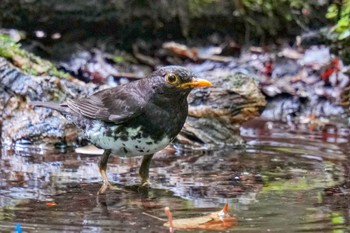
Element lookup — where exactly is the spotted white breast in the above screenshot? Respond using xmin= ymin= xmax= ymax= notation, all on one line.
xmin=85 ymin=121 xmax=172 ymax=157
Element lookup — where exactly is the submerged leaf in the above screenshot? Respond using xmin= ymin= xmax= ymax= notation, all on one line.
xmin=164 ymin=202 xmax=236 ymax=231
xmin=46 ymin=202 xmax=57 ymax=207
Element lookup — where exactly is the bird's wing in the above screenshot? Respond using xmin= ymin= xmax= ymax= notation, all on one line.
xmin=65 ymin=86 xmax=145 ymax=124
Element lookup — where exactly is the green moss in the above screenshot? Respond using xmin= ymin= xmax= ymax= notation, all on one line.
xmin=0 ymin=34 xmax=20 ymax=58
xmin=229 ymin=73 xmax=248 ymax=88
xmin=112 ymin=55 xmax=125 ymax=64
xmin=0 ymin=33 xmax=70 ymax=79
xmin=49 ymin=68 xmax=70 ymax=79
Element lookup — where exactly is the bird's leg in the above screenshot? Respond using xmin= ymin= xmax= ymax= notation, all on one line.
xmin=139 ymin=154 xmax=154 ymax=186
xmin=98 ymin=149 xmax=118 ymax=194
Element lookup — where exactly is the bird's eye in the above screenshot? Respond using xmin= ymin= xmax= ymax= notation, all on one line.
xmin=165 ymin=73 xmax=179 ymax=84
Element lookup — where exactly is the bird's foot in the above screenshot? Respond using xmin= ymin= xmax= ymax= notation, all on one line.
xmin=141 ymin=178 xmax=151 ymax=187
xmin=97 ymin=181 xmax=119 ymax=195
xmin=137 ymin=179 xmax=151 ymax=192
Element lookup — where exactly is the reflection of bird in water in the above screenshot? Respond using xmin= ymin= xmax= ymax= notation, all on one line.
xmin=32 ymin=66 xmax=212 ymax=194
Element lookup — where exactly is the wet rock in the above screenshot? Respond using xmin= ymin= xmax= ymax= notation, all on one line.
xmin=0 ymin=61 xmax=265 ymax=148
xmin=262 ymin=94 xmax=345 ymax=123
xmin=178 ymin=72 xmax=266 ymax=146
xmin=0 ymin=57 xmax=100 ymax=146
xmin=244 ymin=45 xmax=350 ymax=123
xmin=0 ymin=37 xmax=266 ymax=147
xmin=339 ymin=84 xmax=350 ymax=117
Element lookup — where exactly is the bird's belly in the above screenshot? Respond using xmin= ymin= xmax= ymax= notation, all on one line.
xmin=85 ymin=122 xmax=172 ymax=157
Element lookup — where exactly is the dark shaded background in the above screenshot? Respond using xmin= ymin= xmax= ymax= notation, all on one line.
xmin=0 ymin=0 xmax=329 ymax=51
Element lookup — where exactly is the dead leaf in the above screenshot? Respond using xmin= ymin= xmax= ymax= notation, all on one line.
xmin=75 ymin=145 xmax=104 ymax=155
xmin=163 ymin=202 xmax=236 ymax=231
xmin=321 ymin=57 xmax=340 ymax=81
xmin=163 ymin=42 xmax=198 ymax=61
xmin=46 ymin=202 xmax=57 ymax=207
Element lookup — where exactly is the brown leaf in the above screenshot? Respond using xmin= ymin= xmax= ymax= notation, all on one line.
xmin=164 ymin=202 xmax=236 ymax=231
xmin=46 ymin=202 xmax=57 ymax=207
xmin=163 ymin=42 xmax=198 ymax=61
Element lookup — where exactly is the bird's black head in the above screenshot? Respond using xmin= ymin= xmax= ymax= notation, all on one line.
xmin=147 ymin=66 xmax=212 ymax=97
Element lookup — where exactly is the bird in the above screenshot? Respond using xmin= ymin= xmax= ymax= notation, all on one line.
xmin=32 ymin=66 xmax=212 ymax=194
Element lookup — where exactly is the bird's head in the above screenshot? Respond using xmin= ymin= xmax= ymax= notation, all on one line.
xmin=148 ymin=66 xmax=212 ymax=97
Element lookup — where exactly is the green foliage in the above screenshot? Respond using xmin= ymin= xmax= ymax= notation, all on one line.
xmin=236 ymin=0 xmax=311 ymax=37
xmin=188 ymin=0 xmax=217 ymax=17
xmin=326 ymin=1 xmax=350 ymax=40
xmin=0 ymin=33 xmax=69 ymax=79
xmin=329 ymin=212 xmax=345 ymax=225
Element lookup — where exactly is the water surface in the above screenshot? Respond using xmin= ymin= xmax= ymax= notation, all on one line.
xmin=1 ymin=118 xmax=350 ymax=232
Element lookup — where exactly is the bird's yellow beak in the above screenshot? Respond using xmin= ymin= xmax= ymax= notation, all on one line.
xmin=177 ymin=78 xmax=212 ymax=89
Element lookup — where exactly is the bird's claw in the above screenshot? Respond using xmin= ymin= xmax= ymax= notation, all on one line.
xmin=141 ymin=179 xmax=151 ymax=187
xmin=137 ymin=179 xmax=151 ymax=192
xmin=97 ymin=181 xmax=119 ymax=194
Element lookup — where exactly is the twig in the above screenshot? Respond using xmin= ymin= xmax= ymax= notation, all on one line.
xmin=142 ymin=212 xmax=166 ymax=222
xmin=198 ymin=55 xmax=232 ymax=63
xmin=164 ymin=207 xmax=174 ymax=232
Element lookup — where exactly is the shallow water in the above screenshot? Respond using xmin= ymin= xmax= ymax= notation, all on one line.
xmin=1 ymin=118 xmax=350 ymax=232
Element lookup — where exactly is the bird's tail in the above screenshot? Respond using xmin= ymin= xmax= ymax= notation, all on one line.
xmin=30 ymin=101 xmax=69 ymax=113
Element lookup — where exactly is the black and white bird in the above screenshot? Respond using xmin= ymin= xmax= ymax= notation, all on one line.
xmin=33 ymin=66 xmax=212 ymax=194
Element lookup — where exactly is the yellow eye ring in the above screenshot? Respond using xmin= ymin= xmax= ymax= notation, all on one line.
xmin=165 ymin=73 xmax=179 ymax=84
